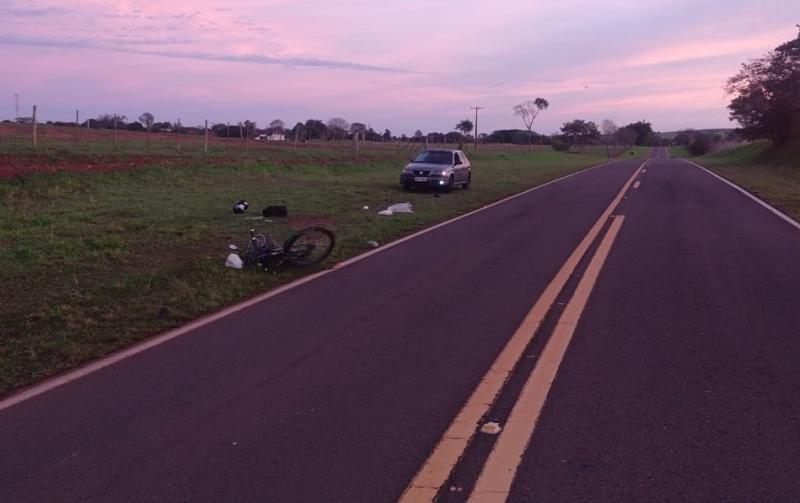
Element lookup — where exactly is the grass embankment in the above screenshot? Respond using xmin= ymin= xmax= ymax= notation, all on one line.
xmin=0 ymin=140 xmax=641 ymax=396
xmin=671 ymin=141 xmax=800 ymax=221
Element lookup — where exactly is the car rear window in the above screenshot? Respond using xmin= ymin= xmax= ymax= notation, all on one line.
xmin=413 ymin=151 xmax=452 ymax=164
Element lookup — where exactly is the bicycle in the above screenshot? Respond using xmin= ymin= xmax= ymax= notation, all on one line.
xmin=231 ymin=226 xmax=336 ymax=271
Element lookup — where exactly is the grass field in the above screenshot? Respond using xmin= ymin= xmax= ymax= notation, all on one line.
xmin=670 ymin=140 xmax=800 ymax=221
xmin=0 ymin=125 xmax=647 ymax=397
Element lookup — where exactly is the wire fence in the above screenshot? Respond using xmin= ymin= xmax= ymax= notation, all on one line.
xmin=0 ymin=105 xmax=631 ymax=164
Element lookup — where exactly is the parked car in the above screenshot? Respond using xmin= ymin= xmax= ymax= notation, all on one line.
xmin=400 ymin=149 xmax=471 ymax=191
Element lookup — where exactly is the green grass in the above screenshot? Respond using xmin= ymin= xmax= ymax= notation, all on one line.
xmin=0 ymin=137 xmax=636 ymax=397
xmin=682 ymin=140 xmax=800 ymax=221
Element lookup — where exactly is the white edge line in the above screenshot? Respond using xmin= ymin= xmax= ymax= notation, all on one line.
xmin=0 ymin=158 xmax=623 ymax=412
xmin=683 ymin=159 xmax=800 ymax=232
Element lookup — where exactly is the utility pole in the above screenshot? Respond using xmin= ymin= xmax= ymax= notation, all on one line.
xmin=471 ymin=106 xmax=483 ymax=151
xmin=14 ymin=94 xmax=19 ymax=119
xmin=204 ymin=119 xmax=209 ymax=154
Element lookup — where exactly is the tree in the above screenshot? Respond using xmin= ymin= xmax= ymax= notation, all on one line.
xmin=487 ymin=129 xmax=546 ymax=145
xmin=138 ymin=112 xmax=154 ymax=149
xmin=445 ymin=131 xmax=462 ymax=144
xmin=455 ymin=119 xmax=473 ymax=147
xmin=413 ymin=130 xmax=424 ymax=142
xmin=428 ymin=132 xmax=445 ymax=144
xmin=513 ymin=98 xmax=549 ymax=151
xmin=91 ymin=114 xmax=127 ymax=129
xmin=139 ymin=113 xmax=154 ymax=132
xmin=349 ymin=122 xmax=367 ymax=139
xmin=304 ymin=119 xmax=327 ymax=140
xmin=269 ymin=119 xmax=285 ymax=135
xmin=152 ymin=121 xmax=172 ymax=133
xmin=674 ymin=129 xmax=695 ymax=146
xmin=619 ymin=121 xmax=655 ymax=146
xmin=243 ymin=120 xmax=257 ymax=138
xmin=686 ymin=132 xmax=720 ymax=156
xmin=600 ymin=119 xmax=618 ymax=143
xmin=364 ymin=127 xmax=381 ymax=142
xmin=327 ymin=117 xmax=349 ymax=140
xmin=726 ymin=28 xmax=800 ymax=145
xmin=211 ymin=123 xmax=228 ymax=137
xmin=289 ymin=122 xmax=305 ymax=145
xmin=614 ymin=127 xmax=637 ymax=146
xmin=560 ymin=119 xmax=601 ymax=145
xmin=382 ymin=129 xmax=392 ymax=141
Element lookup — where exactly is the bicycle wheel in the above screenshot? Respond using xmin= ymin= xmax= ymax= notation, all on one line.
xmin=283 ymin=226 xmax=335 ymax=267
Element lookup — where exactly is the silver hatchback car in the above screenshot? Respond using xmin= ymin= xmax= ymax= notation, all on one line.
xmin=400 ymin=149 xmax=471 ymax=191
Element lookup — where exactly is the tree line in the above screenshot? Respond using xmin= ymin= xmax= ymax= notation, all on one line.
xmin=726 ymin=26 xmax=799 ymax=146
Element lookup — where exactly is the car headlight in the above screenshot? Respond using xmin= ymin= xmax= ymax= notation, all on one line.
xmin=436 ymin=170 xmax=448 ymax=176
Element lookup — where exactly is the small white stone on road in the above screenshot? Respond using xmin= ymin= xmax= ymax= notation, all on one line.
xmin=480 ymin=422 xmax=503 ymax=434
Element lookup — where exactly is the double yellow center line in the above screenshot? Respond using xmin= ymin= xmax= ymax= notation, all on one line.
xmin=400 ymin=161 xmax=647 ymax=502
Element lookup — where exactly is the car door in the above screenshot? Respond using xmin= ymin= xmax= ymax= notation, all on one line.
xmin=455 ymin=151 xmax=469 ymax=182
xmin=453 ymin=152 xmax=465 ymax=183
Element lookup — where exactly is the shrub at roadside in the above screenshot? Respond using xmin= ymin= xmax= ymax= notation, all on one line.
xmin=550 ymin=138 xmax=570 ymax=151
xmin=687 ymin=133 xmax=719 ymax=156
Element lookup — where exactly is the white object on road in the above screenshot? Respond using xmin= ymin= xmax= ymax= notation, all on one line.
xmin=362 ymin=205 xmax=369 ymax=210
xmin=366 ymin=240 xmax=379 ymax=248
xmin=480 ymin=421 xmax=503 ymax=435
xmin=378 ymin=202 xmax=414 ymax=216
xmin=225 ymin=253 xmax=243 ymax=269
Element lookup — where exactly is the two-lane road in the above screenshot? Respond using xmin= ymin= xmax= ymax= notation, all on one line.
xmin=507 ymin=149 xmax=800 ymax=501
xmin=2 ymin=149 xmax=799 ymax=501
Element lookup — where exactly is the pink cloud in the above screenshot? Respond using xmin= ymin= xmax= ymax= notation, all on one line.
xmin=625 ymin=31 xmax=789 ymax=66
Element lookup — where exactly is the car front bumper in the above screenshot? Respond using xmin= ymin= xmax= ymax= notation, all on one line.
xmin=400 ymin=173 xmax=449 ymax=187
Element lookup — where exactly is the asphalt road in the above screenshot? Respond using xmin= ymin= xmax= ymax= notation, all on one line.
xmin=508 ymin=149 xmax=800 ymax=501
xmin=2 ymin=148 xmax=799 ymax=502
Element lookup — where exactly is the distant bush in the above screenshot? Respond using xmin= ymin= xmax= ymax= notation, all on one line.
xmin=687 ymin=133 xmax=717 ymax=156
xmin=550 ymin=138 xmax=570 ymax=151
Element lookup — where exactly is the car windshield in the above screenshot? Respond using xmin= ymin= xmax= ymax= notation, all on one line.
xmin=413 ymin=151 xmax=452 ymax=164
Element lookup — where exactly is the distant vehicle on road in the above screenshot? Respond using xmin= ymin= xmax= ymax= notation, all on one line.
xmin=400 ymin=149 xmax=471 ymax=191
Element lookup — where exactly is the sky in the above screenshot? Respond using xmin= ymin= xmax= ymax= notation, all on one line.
xmin=0 ymin=0 xmax=797 ymax=135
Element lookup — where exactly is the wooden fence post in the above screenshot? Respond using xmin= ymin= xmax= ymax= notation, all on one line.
xmin=32 ymin=105 xmax=38 ymax=148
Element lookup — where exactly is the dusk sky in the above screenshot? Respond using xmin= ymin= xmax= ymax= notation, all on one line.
xmin=1 ymin=0 xmax=796 ymax=135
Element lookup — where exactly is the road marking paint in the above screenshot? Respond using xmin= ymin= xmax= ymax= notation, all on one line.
xmin=469 ymin=216 xmax=627 ymax=503
xmin=0 ymin=159 xmax=626 ymax=412
xmin=399 ymin=163 xmax=645 ymax=502
xmin=633 ymin=180 xmax=641 ymax=189
xmin=641 ymin=168 xmax=647 ymax=173
xmin=683 ymin=159 xmax=800 ymax=232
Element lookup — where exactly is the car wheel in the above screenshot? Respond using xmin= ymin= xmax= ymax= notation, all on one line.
xmin=462 ymin=172 xmax=471 ymax=189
